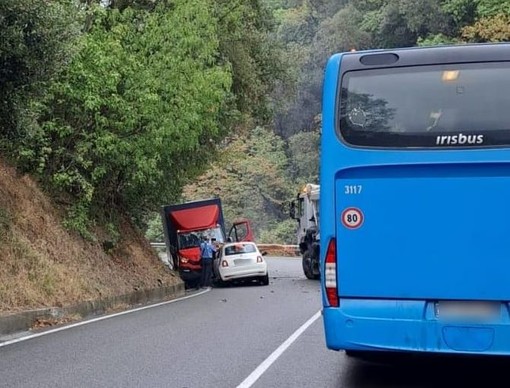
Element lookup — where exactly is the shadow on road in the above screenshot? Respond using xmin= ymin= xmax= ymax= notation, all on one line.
xmin=345 ymin=353 xmax=510 ymax=387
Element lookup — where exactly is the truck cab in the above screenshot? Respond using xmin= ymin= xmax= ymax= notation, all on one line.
xmin=290 ymin=184 xmax=320 ymax=279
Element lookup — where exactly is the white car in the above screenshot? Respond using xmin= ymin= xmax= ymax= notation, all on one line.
xmin=214 ymin=242 xmax=269 ymax=286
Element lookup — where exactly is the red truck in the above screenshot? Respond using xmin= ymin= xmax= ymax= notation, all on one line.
xmin=160 ymin=198 xmax=253 ymax=288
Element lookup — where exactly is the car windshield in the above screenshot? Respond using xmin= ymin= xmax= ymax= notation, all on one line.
xmin=178 ymin=232 xmax=201 ymax=249
xmin=178 ymin=226 xmax=225 ymax=249
xmin=224 ymin=243 xmax=256 ymax=256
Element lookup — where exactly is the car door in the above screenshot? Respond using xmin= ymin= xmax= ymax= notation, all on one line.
xmin=213 ymin=247 xmax=222 ymax=277
xmin=227 ymin=219 xmax=254 ymax=242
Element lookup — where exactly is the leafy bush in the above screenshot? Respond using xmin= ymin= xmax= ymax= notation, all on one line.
xmin=0 ymin=0 xmax=79 ymax=142
xmin=26 ymin=2 xmax=232 ymax=235
xmin=258 ymin=219 xmax=297 ymax=245
xmin=145 ymin=213 xmax=164 ymax=242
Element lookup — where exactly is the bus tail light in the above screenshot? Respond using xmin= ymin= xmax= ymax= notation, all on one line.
xmin=325 ymin=238 xmax=339 ymax=307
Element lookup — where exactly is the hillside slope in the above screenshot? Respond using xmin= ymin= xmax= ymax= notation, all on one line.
xmin=0 ymin=158 xmax=180 ymax=314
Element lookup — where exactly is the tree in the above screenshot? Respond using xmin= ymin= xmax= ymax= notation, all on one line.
xmin=275 ymin=1 xmax=317 ymax=47
xmin=212 ymin=0 xmax=289 ymax=123
xmin=24 ymin=1 xmax=233 ymax=234
xmin=274 ymin=4 xmax=371 ymax=139
xmin=0 ymin=0 xmax=79 ymax=142
xmin=429 ymin=0 xmax=510 ymax=43
xmin=356 ymin=0 xmax=455 ymax=49
xmin=313 ymin=5 xmax=371 ymax=62
xmin=183 ymin=126 xmax=293 ymax=238
xmin=461 ymin=13 xmax=510 ymax=41
xmin=287 ymin=128 xmax=320 ymax=184
xmin=460 ymin=0 xmax=510 ymax=42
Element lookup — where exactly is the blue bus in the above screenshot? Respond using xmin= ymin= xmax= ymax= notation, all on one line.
xmin=320 ymin=43 xmax=510 ymax=356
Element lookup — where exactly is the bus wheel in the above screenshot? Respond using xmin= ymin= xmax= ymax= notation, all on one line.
xmin=302 ymin=251 xmax=315 ymax=279
xmin=345 ymin=350 xmax=392 ymax=363
xmin=345 ymin=350 xmax=371 ymax=360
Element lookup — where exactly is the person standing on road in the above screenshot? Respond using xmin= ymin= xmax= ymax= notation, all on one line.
xmin=199 ymin=236 xmax=216 ymax=289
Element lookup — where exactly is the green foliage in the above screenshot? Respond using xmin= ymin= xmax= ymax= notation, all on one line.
xmin=145 ymin=213 xmax=164 ymax=242
xmin=398 ymin=0 xmax=454 ymax=38
xmin=7 ymin=0 xmax=510 ymax=246
xmin=183 ymin=126 xmax=293 ymax=238
xmin=26 ymin=2 xmax=233 ymax=233
xmin=0 ymin=0 xmax=79 ymax=142
xmin=442 ymin=0 xmax=478 ymax=25
xmin=355 ymin=0 xmax=456 ymax=48
xmin=417 ymin=33 xmax=461 ymax=46
xmin=287 ymin=129 xmax=320 ymax=184
xmin=476 ymin=0 xmax=510 ymax=17
xmin=275 ymin=3 xmax=316 ymax=46
xmin=269 ymin=0 xmax=510 ymax=245
xmin=274 ymin=2 xmax=372 ymax=139
xmin=258 ymin=219 xmax=296 ymax=244
xmin=0 ymin=0 xmax=290 ymax=243
xmin=106 ymin=0 xmax=160 ymax=11
xmin=63 ymin=200 xmax=96 ymax=241
xmin=461 ymin=13 xmax=510 ymax=42
xmin=358 ymin=2 xmax=413 ymax=48
xmin=213 ymin=0 xmax=288 ymax=123
xmin=271 ymin=0 xmax=510 ymax=142
xmin=313 ymin=5 xmax=371 ymax=60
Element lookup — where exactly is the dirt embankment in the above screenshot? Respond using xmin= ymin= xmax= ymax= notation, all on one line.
xmin=0 ymin=159 xmax=180 ymax=314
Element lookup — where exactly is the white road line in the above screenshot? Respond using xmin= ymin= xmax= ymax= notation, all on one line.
xmin=0 ymin=288 xmax=210 ymax=349
xmin=237 ymin=310 xmax=322 ymax=388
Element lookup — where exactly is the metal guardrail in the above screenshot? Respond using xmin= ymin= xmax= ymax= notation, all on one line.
xmin=149 ymin=242 xmax=298 ymax=252
xmin=150 ymin=242 xmax=166 ymax=248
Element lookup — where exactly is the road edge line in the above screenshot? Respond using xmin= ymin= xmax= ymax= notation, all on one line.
xmin=236 ymin=310 xmax=321 ymax=388
xmin=0 ymin=288 xmax=210 ymax=348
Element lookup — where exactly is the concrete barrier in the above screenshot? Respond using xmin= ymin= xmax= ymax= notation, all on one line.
xmin=0 ymin=283 xmax=185 ymax=336
xmin=257 ymin=244 xmax=299 ymax=257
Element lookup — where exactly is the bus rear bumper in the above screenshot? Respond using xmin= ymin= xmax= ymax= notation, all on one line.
xmin=323 ymin=299 xmax=510 ymax=356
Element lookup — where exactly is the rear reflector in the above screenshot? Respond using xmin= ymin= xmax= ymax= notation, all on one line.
xmin=325 ymin=238 xmax=338 ymax=307
xmin=326 ymin=288 xmax=338 ymax=307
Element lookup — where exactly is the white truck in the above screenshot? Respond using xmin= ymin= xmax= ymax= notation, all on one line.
xmin=290 ymin=184 xmax=320 ymax=279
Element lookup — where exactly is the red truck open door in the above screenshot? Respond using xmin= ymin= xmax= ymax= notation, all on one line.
xmin=228 ymin=219 xmax=254 ymax=242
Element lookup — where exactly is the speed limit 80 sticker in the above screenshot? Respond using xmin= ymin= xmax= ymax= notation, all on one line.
xmin=341 ymin=207 xmax=364 ymax=229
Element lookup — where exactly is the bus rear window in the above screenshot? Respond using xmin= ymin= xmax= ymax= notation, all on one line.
xmin=339 ymin=62 xmax=510 ymax=148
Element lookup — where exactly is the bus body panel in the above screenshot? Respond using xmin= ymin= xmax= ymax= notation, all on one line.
xmin=320 ymin=44 xmax=510 ymax=355
xmin=336 ymin=162 xmax=510 ymax=301
xmin=323 ymin=300 xmax=510 ymax=354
